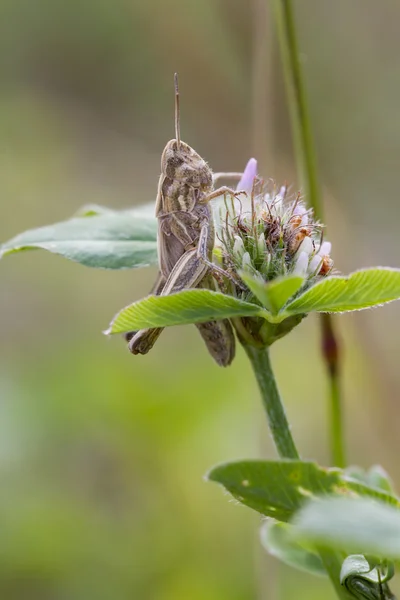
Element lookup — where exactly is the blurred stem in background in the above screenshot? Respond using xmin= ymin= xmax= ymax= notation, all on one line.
xmin=271 ymin=0 xmax=346 ymax=469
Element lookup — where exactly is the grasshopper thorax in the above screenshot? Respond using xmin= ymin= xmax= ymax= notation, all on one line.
xmin=161 ymin=139 xmax=213 ymax=192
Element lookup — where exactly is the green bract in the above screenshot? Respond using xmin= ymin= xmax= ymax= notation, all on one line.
xmin=2 ymin=202 xmax=400 ymax=345
xmin=105 ymin=267 xmax=400 ymax=341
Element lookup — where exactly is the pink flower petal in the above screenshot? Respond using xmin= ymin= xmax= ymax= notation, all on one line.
xmin=237 ymin=158 xmax=258 ymax=194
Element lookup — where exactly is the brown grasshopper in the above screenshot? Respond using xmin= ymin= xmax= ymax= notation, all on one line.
xmin=127 ymin=74 xmax=245 ymax=366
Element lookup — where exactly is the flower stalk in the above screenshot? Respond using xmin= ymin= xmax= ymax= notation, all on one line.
xmin=244 ymin=340 xmax=351 ymax=600
xmin=243 ymin=343 xmax=299 ymax=459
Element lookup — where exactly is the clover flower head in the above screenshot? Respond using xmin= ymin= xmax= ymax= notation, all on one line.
xmin=217 ymin=158 xmax=334 ymax=294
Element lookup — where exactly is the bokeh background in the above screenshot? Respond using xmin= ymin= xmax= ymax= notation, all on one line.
xmin=0 ymin=1 xmax=399 ymax=598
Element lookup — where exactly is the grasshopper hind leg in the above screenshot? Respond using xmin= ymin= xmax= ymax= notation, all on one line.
xmin=195 ymin=275 xmax=235 ymax=367
xmin=128 ymin=327 xmax=164 ymax=355
xmin=128 ymin=249 xmax=207 ymax=356
xmin=125 ymin=272 xmax=166 ymax=345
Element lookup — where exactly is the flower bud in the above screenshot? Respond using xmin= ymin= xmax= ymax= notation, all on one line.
xmin=237 ymin=158 xmax=258 ymax=195
xmin=257 ymin=233 xmax=267 ymax=256
xmin=242 ymin=251 xmax=253 ymax=271
xmin=233 ymin=235 xmax=245 ymax=259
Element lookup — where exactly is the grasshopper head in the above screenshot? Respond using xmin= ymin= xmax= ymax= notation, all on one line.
xmin=161 ymin=139 xmax=213 ymax=191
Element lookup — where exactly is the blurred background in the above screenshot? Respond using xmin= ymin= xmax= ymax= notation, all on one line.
xmin=0 ymin=1 xmax=399 ymax=598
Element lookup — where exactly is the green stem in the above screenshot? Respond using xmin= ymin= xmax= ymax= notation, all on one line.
xmin=244 ymin=344 xmax=299 ymax=459
xmin=318 ymin=549 xmax=352 ymax=600
xmin=272 ymin=0 xmax=346 ymax=469
xmin=272 ymin=0 xmax=321 ymax=218
xmin=244 ymin=342 xmax=351 ymax=599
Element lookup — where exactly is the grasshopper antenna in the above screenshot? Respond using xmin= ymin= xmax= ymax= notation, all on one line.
xmin=174 ymin=72 xmax=181 ymax=149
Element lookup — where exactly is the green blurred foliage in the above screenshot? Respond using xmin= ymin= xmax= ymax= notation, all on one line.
xmin=0 ymin=0 xmax=400 ymax=598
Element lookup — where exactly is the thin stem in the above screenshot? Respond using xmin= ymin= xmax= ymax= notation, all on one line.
xmin=244 ymin=344 xmax=299 ymax=459
xmin=244 ymin=342 xmax=351 ymax=599
xmin=318 ymin=549 xmax=352 ymax=600
xmin=272 ymin=0 xmax=321 ymax=218
xmin=272 ymin=0 xmax=346 ymax=468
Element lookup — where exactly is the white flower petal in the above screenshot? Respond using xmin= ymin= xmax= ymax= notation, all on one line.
xmin=296 ymin=236 xmax=313 ymax=256
xmin=293 ymin=251 xmax=309 ymax=276
xmin=308 ymin=254 xmax=323 ymax=274
xmin=317 ymin=241 xmax=331 ymax=257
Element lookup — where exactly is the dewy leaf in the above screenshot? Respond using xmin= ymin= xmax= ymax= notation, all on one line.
xmin=292 ymin=497 xmax=400 ymax=560
xmin=282 ymin=268 xmax=400 ymax=315
xmin=260 ymin=521 xmax=326 ymax=576
xmin=0 ymin=213 xmax=158 ymax=269
xmin=340 ymin=555 xmax=395 ymax=599
xmin=206 ymin=460 xmax=400 ymax=522
xmin=240 ymin=272 xmax=305 ymax=315
xmin=106 ymin=289 xmax=264 ymax=334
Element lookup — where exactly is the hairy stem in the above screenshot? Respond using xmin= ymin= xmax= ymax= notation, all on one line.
xmin=272 ymin=0 xmax=345 ymax=468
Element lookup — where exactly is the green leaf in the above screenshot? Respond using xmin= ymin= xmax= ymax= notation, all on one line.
xmin=74 ymin=202 xmax=155 ymax=218
xmin=366 ymin=466 xmax=396 ymax=496
xmin=206 ymin=460 xmax=400 ymax=521
xmin=73 ymin=204 xmax=121 ymax=217
xmin=106 ymin=289 xmax=263 ymax=334
xmin=240 ymin=272 xmax=305 ymax=314
xmin=282 ymin=268 xmax=400 ymax=315
xmin=292 ymin=497 xmax=400 ymax=560
xmin=260 ymin=521 xmax=326 ymax=576
xmin=0 ymin=213 xmax=158 ymax=269
xmin=345 ymin=466 xmax=396 ymax=496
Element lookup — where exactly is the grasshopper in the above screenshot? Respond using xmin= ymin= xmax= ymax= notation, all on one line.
xmin=127 ymin=74 xmax=245 ymax=366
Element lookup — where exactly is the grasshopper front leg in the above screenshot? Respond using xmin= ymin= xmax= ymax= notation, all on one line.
xmin=196 ymin=217 xmax=245 ymax=290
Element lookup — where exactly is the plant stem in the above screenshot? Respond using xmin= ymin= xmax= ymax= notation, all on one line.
xmin=271 ymin=0 xmax=320 ymax=217
xmin=244 ymin=344 xmax=299 ymax=459
xmin=271 ymin=0 xmax=346 ymax=468
xmin=318 ymin=549 xmax=352 ymax=600
xmin=244 ymin=342 xmax=351 ymax=599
